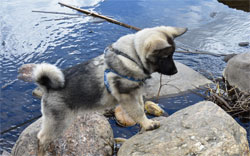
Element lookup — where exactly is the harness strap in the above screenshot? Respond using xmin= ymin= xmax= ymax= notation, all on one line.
xmin=104 ymin=46 xmax=150 ymax=93
xmin=104 ymin=68 xmax=146 ymax=93
xmin=105 ymin=46 xmax=150 ymax=75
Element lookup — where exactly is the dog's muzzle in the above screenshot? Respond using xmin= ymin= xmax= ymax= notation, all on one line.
xmin=156 ymin=56 xmax=178 ymax=76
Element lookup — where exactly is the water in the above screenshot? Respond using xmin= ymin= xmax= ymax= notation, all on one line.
xmin=1 ymin=0 xmax=250 ymax=153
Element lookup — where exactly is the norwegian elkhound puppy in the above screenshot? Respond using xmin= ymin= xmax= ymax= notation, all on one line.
xmin=31 ymin=26 xmax=187 ymax=155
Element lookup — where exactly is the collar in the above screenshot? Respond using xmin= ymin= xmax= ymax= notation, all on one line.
xmin=104 ymin=46 xmax=151 ymax=93
xmin=104 ymin=46 xmax=150 ymax=75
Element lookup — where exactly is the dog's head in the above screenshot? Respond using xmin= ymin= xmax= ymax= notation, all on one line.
xmin=134 ymin=26 xmax=187 ymax=75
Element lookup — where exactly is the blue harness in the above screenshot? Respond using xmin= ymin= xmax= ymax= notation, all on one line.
xmin=104 ymin=68 xmax=145 ymax=93
xmin=104 ymin=46 xmax=149 ymax=93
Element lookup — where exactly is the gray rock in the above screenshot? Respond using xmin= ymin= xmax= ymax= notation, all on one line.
xmin=118 ymin=101 xmax=250 ymax=156
xmin=223 ymin=54 xmax=237 ymax=62
xmin=11 ymin=112 xmax=114 ymax=156
xmin=239 ymin=42 xmax=249 ymax=47
xmin=1 ymin=150 xmax=11 ymax=156
xmin=145 ymin=62 xmax=212 ymax=99
xmin=223 ymin=52 xmax=250 ymax=92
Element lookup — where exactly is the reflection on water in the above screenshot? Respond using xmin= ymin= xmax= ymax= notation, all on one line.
xmin=218 ymin=0 xmax=250 ymax=12
xmin=1 ymin=0 xmax=250 ymax=153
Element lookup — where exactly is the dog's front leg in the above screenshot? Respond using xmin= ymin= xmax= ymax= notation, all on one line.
xmin=119 ymin=94 xmax=160 ymax=131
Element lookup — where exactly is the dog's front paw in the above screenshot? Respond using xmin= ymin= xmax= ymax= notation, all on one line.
xmin=142 ymin=119 xmax=160 ymax=131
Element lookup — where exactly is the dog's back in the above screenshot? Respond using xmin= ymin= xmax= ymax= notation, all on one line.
xmin=61 ymin=59 xmax=105 ymax=110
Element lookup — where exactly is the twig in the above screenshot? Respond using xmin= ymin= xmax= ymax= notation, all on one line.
xmin=155 ymin=75 xmax=178 ymax=102
xmin=175 ymin=50 xmax=228 ymax=57
xmin=0 ymin=115 xmax=41 ymax=135
xmin=1 ymin=79 xmax=18 ymax=89
xmin=156 ymin=74 xmax=163 ymax=102
xmin=32 ymin=10 xmax=80 ymax=16
xmin=210 ymin=92 xmax=231 ymax=110
xmin=58 ymin=2 xmax=141 ymax=31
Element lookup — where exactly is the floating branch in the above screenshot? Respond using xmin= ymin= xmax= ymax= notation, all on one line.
xmin=58 ymin=2 xmax=141 ymax=31
xmin=32 ymin=10 xmax=80 ymax=16
xmin=0 ymin=115 xmax=41 ymax=135
xmin=175 ymin=50 xmax=227 ymax=57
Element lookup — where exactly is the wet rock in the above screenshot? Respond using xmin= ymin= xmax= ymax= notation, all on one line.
xmin=115 ymin=105 xmax=136 ymax=127
xmin=2 ymin=41 xmax=6 ymax=46
xmin=145 ymin=62 xmax=212 ymax=99
xmin=210 ymin=12 xmax=217 ymax=18
xmin=239 ymin=42 xmax=249 ymax=47
xmin=114 ymin=101 xmax=166 ymax=127
xmin=32 ymin=87 xmax=43 ymax=99
xmin=118 ymin=101 xmax=250 ymax=156
xmin=18 ymin=64 xmax=37 ymax=82
xmin=1 ymin=150 xmax=11 ymax=156
xmin=223 ymin=53 xmax=237 ymax=62
xmin=144 ymin=101 xmax=164 ymax=117
xmin=223 ymin=52 xmax=250 ymax=92
xmin=114 ymin=138 xmax=127 ymax=144
xmin=11 ymin=112 xmax=114 ymax=156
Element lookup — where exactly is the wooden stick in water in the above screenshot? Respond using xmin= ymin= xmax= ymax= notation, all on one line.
xmin=32 ymin=10 xmax=80 ymax=16
xmin=58 ymin=2 xmax=141 ymax=31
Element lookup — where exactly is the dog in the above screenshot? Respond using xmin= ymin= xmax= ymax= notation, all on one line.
xmin=31 ymin=26 xmax=187 ymax=155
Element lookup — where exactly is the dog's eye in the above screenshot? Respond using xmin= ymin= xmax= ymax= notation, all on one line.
xmin=153 ymin=50 xmax=160 ymax=54
xmin=162 ymin=47 xmax=175 ymax=55
xmin=154 ymin=47 xmax=173 ymax=56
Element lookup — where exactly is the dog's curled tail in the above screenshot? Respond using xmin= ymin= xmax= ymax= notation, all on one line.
xmin=33 ymin=63 xmax=65 ymax=90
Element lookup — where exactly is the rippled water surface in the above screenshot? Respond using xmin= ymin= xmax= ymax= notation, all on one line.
xmin=1 ymin=0 xmax=250 ymax=153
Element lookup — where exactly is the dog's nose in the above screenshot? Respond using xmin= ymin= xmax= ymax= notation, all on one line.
xmin=169 ymin=68 xmax=178 ymax=75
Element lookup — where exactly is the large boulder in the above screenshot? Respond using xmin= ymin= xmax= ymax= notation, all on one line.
xmin=223 ymin=52 xmax=250 ymax=92
xmin=118 ymin=101 xmax=250 ymax=156
xmin=11 ymin=112 xmax=114 ymax=156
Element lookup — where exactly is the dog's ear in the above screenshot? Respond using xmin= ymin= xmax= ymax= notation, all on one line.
xmin=159 ymin=26 xmax=188 ymax=38
xmin=144 ymin=35 xmax=171 ymax=53
xmin=171 ymin=27 xmax=188 ymax=38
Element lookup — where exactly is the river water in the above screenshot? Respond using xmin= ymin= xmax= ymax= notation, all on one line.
xmin=0 ymin=0 xmax=250 ymax=153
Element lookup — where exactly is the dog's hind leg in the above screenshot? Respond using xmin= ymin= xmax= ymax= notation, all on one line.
xmin=37 ymin=105 xmax=74 ymax=156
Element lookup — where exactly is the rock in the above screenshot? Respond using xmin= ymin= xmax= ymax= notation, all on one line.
xmin=144 ymin=101 xmax=164 ymax=117
xmin=114 ymin=138 xmax=127 ymax=144
xmin=223 ymin=54 xmax=237 ymax=62
xmin=210 ymin=12 xmax=217 ymax=18
xmin=114 ymin=101 xmax=166 ymax=127
xmin=11 ymin=112 xmax=114 ymax=156
xmin=118 ymin=101 xmax=250 ymax=156
xmin=115 ymin=105 xmax=136 ymax=127
xmin=239 ymin=42 xmax=249 ymax=47
xmin=18 ymin=64 xmax=37 ymax=82
xmin=32 ymin=87 xmax=43 ymax=99
xmin=223 ymin=52 xmax=250 ymax=92
xmin=1 ymin=150 xmax=11 ymax=156
xmin=145 ymin=62 xmax=212 ymax=99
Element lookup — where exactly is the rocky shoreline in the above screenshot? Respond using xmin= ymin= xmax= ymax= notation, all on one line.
xmin=10 ymin=53 xmax=250 ymax=156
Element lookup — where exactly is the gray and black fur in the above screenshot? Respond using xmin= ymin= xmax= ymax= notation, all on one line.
xmin=33 ymin=26 xmax=187 ymax=156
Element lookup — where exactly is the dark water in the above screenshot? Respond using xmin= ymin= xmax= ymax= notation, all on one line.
xmin=110 ymin=92 xmax=206 ymax=139
xmin=1 ymin=0 xmax=250 ymax=153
